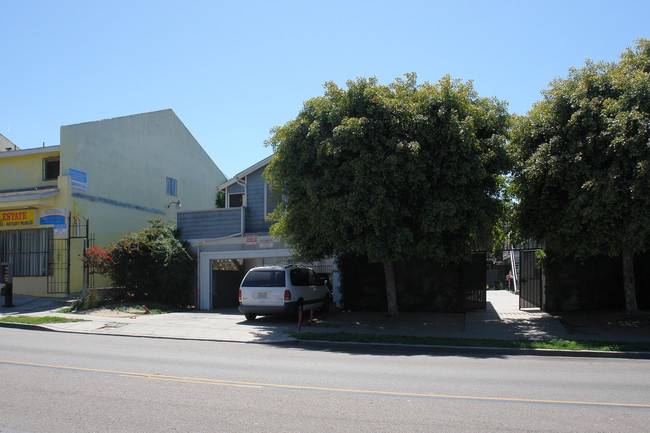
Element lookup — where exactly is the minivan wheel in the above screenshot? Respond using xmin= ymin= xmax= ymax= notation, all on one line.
xmin=245 ymin=313 xmax=257 ymax=321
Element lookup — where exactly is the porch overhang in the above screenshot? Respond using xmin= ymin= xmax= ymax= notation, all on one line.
xmin=0 ymin=186 xmax=60 ymax=204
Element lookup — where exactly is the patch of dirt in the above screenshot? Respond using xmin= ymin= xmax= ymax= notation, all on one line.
xmin=74 ymin=301 xmax=186 ymax=317
xmin=80 ymin=306 xmax=147 ymax=317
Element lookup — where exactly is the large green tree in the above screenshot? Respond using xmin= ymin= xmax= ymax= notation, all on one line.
xmin=510 ymin=39 xmax=650 ymax=315
xmin=265 ymin=74 xmax=510 ymax=316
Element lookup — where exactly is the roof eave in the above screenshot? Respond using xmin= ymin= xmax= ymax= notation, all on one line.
xmin=217 ymin=155 xmax=273 ymax=190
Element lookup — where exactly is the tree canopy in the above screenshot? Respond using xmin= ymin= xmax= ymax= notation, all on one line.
xmin=265 ymin=74 xmax=510 ymax=315
xmin=510 ymin=38 xmax=650 ymax=314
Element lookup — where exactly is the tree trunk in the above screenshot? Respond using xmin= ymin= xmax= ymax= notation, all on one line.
xmin=621 ymin=242 xmax=639 ymax=316
xmin=383 ymin=260 xmax=399 ymax=316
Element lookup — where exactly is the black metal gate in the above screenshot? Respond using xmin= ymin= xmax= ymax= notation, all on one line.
xmin=519 ymin=249 xmax=543 ymax=309
xmin=47 ymin=215 xmax=93 ymax=295
xmin=483 ymin=242 xmax=544 ymax=310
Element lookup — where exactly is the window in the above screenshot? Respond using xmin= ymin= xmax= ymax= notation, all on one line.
xmin=241 ymin=270 xmax=286 ymax=287
xmin=166 ymin=177 xmax=178 ymax=196
xmin=308 ymin=269 xmax=322 ymax=286
xmin=0 ymin=229 xmax=53 ymax=277
xmin=229 ymin=193 xmax=244 ymax=208
xmin=264 ymin=182 xmax=280 ymax=217
xmin=290 ymin=268 xmax=310 ymax=286
xmin=43 ymin=157 xmax=60 ymax=181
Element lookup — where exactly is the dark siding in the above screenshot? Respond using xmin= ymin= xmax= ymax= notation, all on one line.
xmin=245 ymin=168 xmax=273 ymax=233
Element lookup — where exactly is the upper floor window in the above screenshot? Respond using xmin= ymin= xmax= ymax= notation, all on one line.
xmin=42 ymin=157 xmax=60 ymax=181
xmin=228 ymin=193 xmax=244 ymax=208
xmin=166 ymin=177 xmax=178 ymax=196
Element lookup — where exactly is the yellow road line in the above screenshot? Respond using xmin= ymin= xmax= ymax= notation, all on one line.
xmin=2 ymin=359 xmax=649 ymax=408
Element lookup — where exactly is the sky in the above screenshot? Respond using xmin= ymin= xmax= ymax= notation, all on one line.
xmin=2 ymin=0 xmax=649 ymax=178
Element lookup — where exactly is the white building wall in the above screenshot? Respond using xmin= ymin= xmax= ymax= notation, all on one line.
xmin=59 ymin=109 xmax=226 ymax=246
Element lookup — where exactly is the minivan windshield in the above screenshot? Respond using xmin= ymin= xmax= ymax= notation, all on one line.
xmin=241 ymin=270 xmax=285 ymax=287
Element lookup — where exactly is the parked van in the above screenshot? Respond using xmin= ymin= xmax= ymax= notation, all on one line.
xmin=238 ymin=265 xmax=331 ymax=320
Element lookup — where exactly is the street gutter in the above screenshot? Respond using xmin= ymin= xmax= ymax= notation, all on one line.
xmin=2 ymin=321 xmax=649 ymax=360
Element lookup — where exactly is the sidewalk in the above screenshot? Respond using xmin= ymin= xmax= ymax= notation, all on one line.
xmin=1 ymin=291 xmax=648 ymax=346
xmin=1 ymin=295 xmax=295 ymax=343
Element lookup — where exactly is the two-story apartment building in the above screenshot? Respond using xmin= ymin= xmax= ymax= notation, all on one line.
xmin=0 ymin=109 xmax=226 ymax=297
xmin=178 ymin=156 xmax=339 ymax=310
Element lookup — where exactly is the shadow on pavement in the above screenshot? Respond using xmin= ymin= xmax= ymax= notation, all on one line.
xmin=552 ymin=310 xmax=650 ymax=342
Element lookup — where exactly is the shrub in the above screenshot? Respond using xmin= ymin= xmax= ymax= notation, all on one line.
xmin=82 ymin=245 xmax=114 ymax=275
xmin=82 ymin=218 xmax=194 ymax=307
xmin=74 ymin=288 xmax=107 ymax=311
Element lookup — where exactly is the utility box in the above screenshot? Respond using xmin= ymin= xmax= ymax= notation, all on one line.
xmin=1 ymin=262 xmax=14 ymax=308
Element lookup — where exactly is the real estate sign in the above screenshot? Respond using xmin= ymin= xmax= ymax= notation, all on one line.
xmin=0 ymin=210 xmax=37 ymax=228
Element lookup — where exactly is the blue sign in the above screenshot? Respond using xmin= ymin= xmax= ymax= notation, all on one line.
xmin=40 ymin=215 xmax=65 ymax=226
xmin=40 ymin=208 xmax=67 ymax=235
xmin=69 ymin=168 xmax=88 ymax=192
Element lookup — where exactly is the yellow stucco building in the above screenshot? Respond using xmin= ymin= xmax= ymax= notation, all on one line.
xmin=0 ymin=109 xmax=226 ymax=297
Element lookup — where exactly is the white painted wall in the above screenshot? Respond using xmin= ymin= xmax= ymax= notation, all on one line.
xmin=59 ymin=109 xmax=227 ymax=247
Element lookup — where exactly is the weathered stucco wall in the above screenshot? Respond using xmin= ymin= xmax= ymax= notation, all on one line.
xmin=60 ymin=109 xmax=227 ymax=246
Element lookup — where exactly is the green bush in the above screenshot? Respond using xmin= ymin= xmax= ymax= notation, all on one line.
xmin=82 ymin=218 xmax=194 ymax=307
xmin=74 ymin=288 xmax=107 ymax=311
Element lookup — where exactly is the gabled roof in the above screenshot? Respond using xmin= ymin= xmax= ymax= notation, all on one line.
xmin=218 ymin=155 xmax=273 ymax=190
xmin=0 ymin=133 xmax=20 ymax=151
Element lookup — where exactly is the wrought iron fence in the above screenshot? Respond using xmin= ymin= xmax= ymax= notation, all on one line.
xmin=519 ymin=249 xmax=543 ymax=309
xmin=47 ymin=215 xmax=93 ymax=295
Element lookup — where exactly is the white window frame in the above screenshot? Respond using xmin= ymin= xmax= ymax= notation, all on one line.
xmin=166 ymin=177 xmax=178 ymax=196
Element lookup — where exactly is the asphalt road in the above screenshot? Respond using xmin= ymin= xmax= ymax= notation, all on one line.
xmin=1 ymin=327 xmax=649 ymax=433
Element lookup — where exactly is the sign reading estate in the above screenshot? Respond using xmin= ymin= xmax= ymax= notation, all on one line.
xmin=0 ymin=210 xmax=37 ymax=228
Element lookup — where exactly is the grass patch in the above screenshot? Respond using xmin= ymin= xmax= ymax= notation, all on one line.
xmin=0 ymin=315 xmax=87 ymax=325
xmin=289 ymin=331 xmax=650 ymax=353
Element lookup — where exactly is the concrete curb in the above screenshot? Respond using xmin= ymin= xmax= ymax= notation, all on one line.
xmin=0 ymin=322 xmax=57 ymax=332
xmin=3 ymin=321 xmax=649 ymax=360
xmin=287 ymin=339 xmax=650 ymax=360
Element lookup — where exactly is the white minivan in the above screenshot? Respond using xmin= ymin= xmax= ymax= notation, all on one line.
xmin=238 ymin=265 xmax=331 ymax=321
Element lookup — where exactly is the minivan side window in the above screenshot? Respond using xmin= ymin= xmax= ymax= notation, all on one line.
xmin=290 ymin=268 xmax=310 ymax=286
xmin=308 ymin=269 xmax=320 ymax=286
xmin=242 ymin=270 xmax=285 ymax=287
